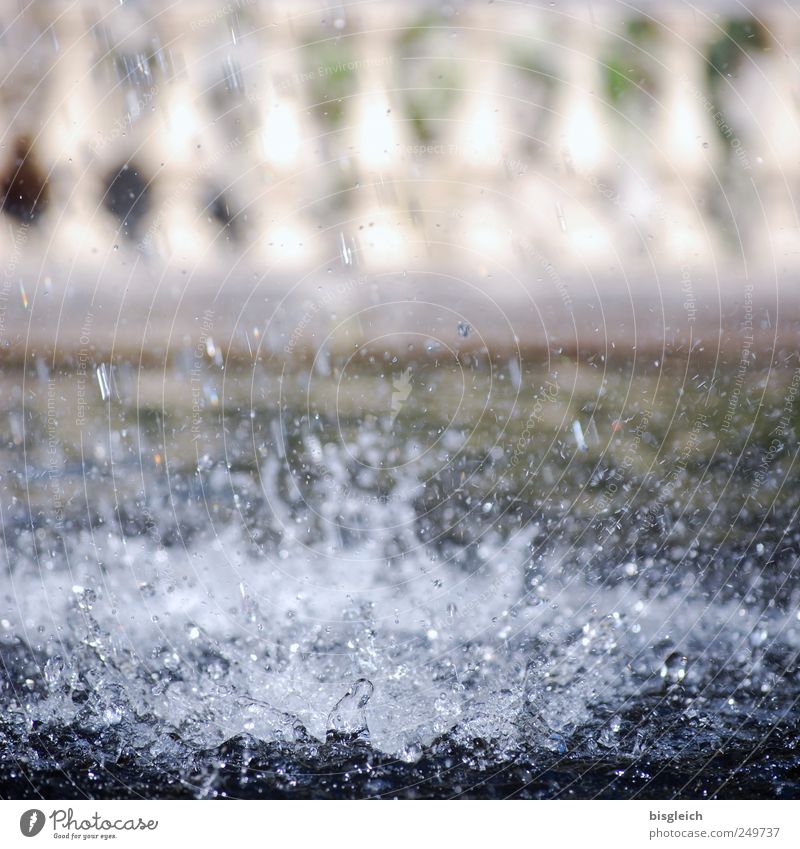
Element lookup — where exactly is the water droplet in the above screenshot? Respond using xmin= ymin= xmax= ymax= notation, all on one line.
xmin=572 ymin=419 xmax=588 ymax=452
xmin=96 ymin=363 xmax=110 ymax=401
xmin=598 ymin=714 xmax=622 ymax=748
xmin=339 ymin=232 xmax=354 ymax=267
xmin=44 ymin=656 xmax=65 ymax=688
xmin=555 ymin=202 xmax=567 ymax=233
xmin=660 ymin=651 xmax=688 ymax=685
xmin=326 ymin=678 xmax=374 ymax=744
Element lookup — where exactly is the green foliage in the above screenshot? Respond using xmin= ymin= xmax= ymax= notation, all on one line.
xmin=605 ymin=55 xmax=635 ymax=104
xmin=403 ymin=68 xmax=459 ymax=142
xmin=395 ymin=12 xmax=446 ymax=52
xmin=300 ymin=40 xmax=359 ymax=126
xmin=625 ymin=17 xmax=659 ymax=44
xmin=706 ymin=17 xmax=769 ymax=86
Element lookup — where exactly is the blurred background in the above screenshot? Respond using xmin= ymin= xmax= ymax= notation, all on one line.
xmin=1 ymin=0 xmax=798 ymax=360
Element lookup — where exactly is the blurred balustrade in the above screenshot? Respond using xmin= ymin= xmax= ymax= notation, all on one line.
xmin=0 ymin=0 xmax=798 ymax=289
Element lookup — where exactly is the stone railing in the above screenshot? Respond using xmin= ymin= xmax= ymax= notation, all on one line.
xmin=1 ymin=1 xmax=798 ymax=359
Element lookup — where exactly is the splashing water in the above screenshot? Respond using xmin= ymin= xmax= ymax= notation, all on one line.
xmin=2 ymin=361 xmax=800 ymax=799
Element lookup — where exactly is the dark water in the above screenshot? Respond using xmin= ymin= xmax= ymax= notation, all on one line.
xmin=2 ymin=359 xmax=800 ymax=799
